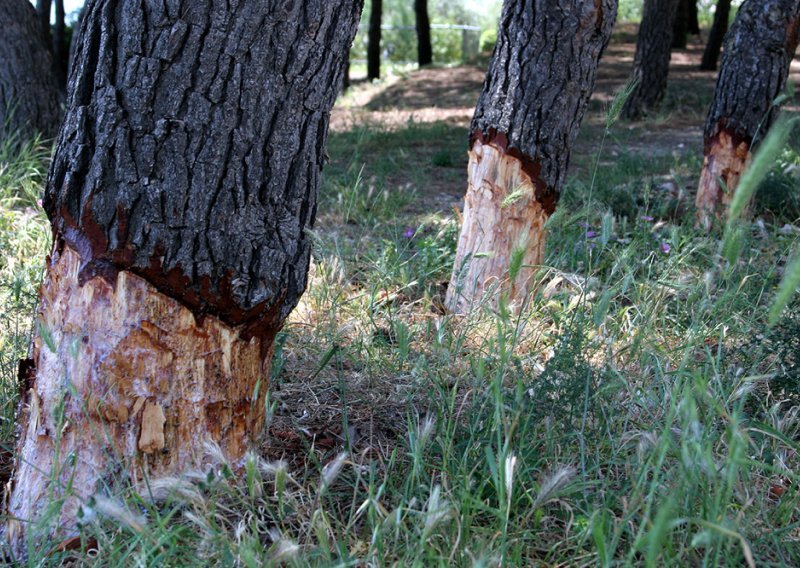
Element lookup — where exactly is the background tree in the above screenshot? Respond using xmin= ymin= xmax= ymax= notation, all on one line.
xmin=622 ymin=0 xmax=681 ymax=119
xmin=368 ymin=0 xmax=383 ymax=80
xmin=4 ymin=0 xmax=363 ymax=553
xmin=699 ymin=0 xmax=732 ymax=71
xmin=447 ymin=0 xmax=617 ymax=313
xmin=0 ymin=0 xmax=61 ymax=142
xmin=696 ymin=0 xmax=800 ymax=229
xmin=52 ymin=0 xmax=67 ymax=92
xmin=415 ymin=0 xmax=433 ymax=66
xmin=36 ymin=0 xmax=52 ymax=45
xmin=672 ymin=0 xmax=690 ymax=49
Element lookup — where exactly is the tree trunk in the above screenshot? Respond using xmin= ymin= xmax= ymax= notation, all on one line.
xmin=36 ymin=0 xmax=52 ymax=46
xmin=0 ymin=0 xmax=61 ymax=142
xmin=699 ymin=0 xmax=732 ymax=71
xmin=673 ymin=0 xmax=689 ymax=49
xmin=52 ymin=0 xmax=67 ymax=92
xmin=415 ymin=0 xmax=433 ymax=67
xmin=688 ymin=0 xmax=700 ymax=34
xmin=367 ymin=0 xmax=382 ymax=80
xmin=446 ymin=0 xmax=617 ymax=314
xmin=622 ymin=0 xmax=681 ymax=120
xmin=67 ymin=6 xmax=86 ymax=79
xmin=696 ymin=0 xmax=800 ymax=230
xmin=3 ymin=0 xmax=363 ymax=555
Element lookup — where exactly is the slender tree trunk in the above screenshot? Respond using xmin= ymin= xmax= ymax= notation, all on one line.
xmin=688 ymin=0 xmax=700 ymax=34
xmin=67 ymin=6 xmax=86 ymax=79
xmin=696 ymin=0 xmax=800 ymax=230
xmin=367 ymin=0 xmax=382 ymax=80
xmin=3 ymin=0 xmax=363 ymax=555
xmin=673 ymin=0 xmax=689 ymax=49
xmin=415 ymin=0 xmax=433 ymax=67
xmin=0 ymin=0 xmax=61 ymax=142
xmin=447 ymin=0 xmax=617 ymax=313
xmin=52 ymin=0 xmax=67 ymax=93
xmin=622 ymin=0 xmax=681 ymax=120
xmin=700 ymin=0 xmax=732 ymax=71
xmin=36 ymin=0 xmax=52 ymax=46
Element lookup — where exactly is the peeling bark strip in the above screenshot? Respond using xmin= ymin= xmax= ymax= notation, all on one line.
xmin=696 ymin=0 xmax=800 ymax=230
xmin=0 ymin=0 xmax=62 ymax=142
xmin=6 ymin=0 xmax=363 ymax=553
xmin=447 ymin=0 xmax=617 ymax=313
xmin=622 ymin=0 xmax=681 ymax=120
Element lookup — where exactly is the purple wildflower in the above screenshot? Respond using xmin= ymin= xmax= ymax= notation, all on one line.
xmin=403 ymin=227 xmax=415 ymax=238
xmin=640 ymin=215 xmax=654 ymax=222
xmin=660 ymin=242 xmax=671 ymax=254
xmin=585 ymin=230 xmax=598 ymax=239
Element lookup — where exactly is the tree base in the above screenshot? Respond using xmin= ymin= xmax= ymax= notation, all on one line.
xmin=696 ymin=128 xmax=751 ymax=231
xmin=4 ymin=243 xmax=269 ymax=554
xmin=446 ymin=140 xmax=548 ymax=314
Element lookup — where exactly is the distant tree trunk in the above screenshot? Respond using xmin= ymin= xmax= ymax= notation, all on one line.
xmin=673 ymin=0 xmax=689 ymax=49
xmin=0 ymin=0 xmax=61 ymax=142
xmin=367 ymin=0 xmax=382 ymax=80
xmin=3 ymin=0 xmax=363 ymax=555
xmin=623 ymin=0 xmax=681 ymax=120
xmin=696 ymin=0 xmax=800 ymax=230
xmin=415 ymin=0 xmax=433 ymax=66
xmin=52 ymin=0 xmax=67 ymax=92
xmin=699 ymin=0 xmax=732 ymax=71
xmin=447 ymin=0 xmax=617 ymax=313
xmin=36 ymin=0 xmax=52 ymax=46
xmin=688 ymin=0 xmax=700 ymax=34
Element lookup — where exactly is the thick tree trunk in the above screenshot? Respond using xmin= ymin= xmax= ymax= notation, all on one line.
xmin=0 ymin=0 xmax=61 ymax=142
xmin=622 ymin=0 xmax=681 ymax=120
xmin=696 ymin=0 xmax=800 ymax=230
xmin=673 ymin=0 xmax=690 ymax=49
xmin=367 ymin=0 xmax=382 ymax=80
xmin=36 ymin=0 xmax=52 ymax=46
xmin=699 ymin=0 xmax=732 ymax=71
xmin=52 ymin=0 xmax=67 ymax=92
xmin=446 ymin=0 xmax=617 ymax=314
xmin=4 ymin=0 xmax=362 ymax=555
xmin=415 ymin=0 xmax=433 ymax=67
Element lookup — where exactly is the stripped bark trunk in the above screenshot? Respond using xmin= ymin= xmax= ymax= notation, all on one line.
xmin=3 ymin=0 xmax=363 ymax=555
xmin=696 ymin=0 xmax=800 ymax=230
xmin=415 ymin=0 xmax=433 ymax=67
xmin=622 ymin=0 xmax=681 ymax=120
xmin=0 ymin=0 xmax=61 ymax=142
xmin=367 ymin=0 xmax=382 ymax=80
xmin=699 ymin=0 xmax=732 ymax=71
xmin=446 ymin=0 xmax=617 ymax=314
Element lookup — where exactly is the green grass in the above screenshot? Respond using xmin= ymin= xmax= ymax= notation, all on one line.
xmin=2 ymin=99 xmax=800 ymax=566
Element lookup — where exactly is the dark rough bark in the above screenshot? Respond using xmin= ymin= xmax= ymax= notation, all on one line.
xmin=47 ymin=0 xmax=363 ymax=336
xmin=447 ymin=0 xmax=617 ymax=313
xmin=52 ymin=0 xmax=67 ymax=92
xmin=673 ymin=0 xmax=690 ymax=49
xmin=622 ymin=0 xmax=681 ymax=119
xmin=68 ymin=6 xmax=87 ymax=79
xmin=367 ymin=0 xmax=382 ymax=80
xmin=696 ymin=0 xmax=800 ymax=228
xmin=4 ymin=0 xmax=363 ymax=552
xmin=36 ymin=0 xmax=53 ymax=46
xmin=700 ymin=0 xmax=732 ymax=71
xmin=0 ymin=0 xmax=62 ymax=142
xmin=415 ymin=0 xmax=432 ymax=66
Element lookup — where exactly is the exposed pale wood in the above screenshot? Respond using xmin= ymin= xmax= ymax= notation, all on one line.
xmin=695 ymin=129 xmax=751 ymax=230
xmin=446 ymin=140 xmax=548 ymax=313
xmin=6 ymin=244 xmax=269 ymax=547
